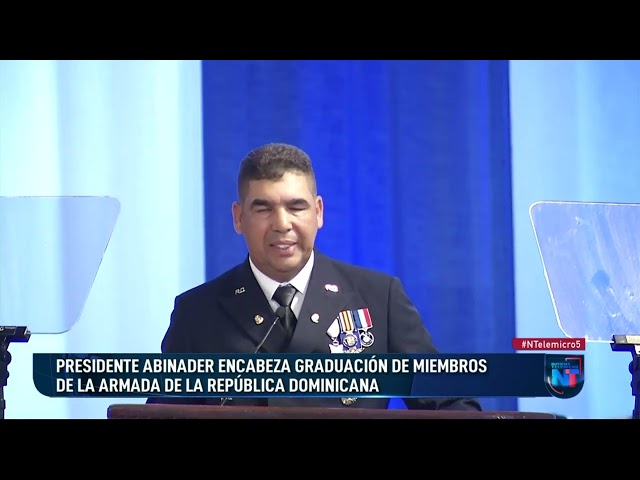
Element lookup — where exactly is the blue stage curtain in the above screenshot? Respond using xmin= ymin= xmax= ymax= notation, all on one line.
xmin=201 ymin=60 xmax=516 ymax=411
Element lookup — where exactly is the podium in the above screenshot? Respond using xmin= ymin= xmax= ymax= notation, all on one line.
xmin=107 ymin=404 xmax=557 ymax=419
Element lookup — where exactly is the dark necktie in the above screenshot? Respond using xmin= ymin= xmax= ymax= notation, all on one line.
xmin=273 ymin=284 xmax=298 ymax=341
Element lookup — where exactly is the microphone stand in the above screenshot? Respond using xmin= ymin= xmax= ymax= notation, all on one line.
xmin=220 ymin=310 xmax=284 ymax=406
xmin=611 ymin=334 xmax=640 ymax=419
xmin=0 ymin=326 xmax=32 ymax=420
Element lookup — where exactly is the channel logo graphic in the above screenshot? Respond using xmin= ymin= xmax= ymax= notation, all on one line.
xmin=544 ymin=354 xmax=584 ymax=399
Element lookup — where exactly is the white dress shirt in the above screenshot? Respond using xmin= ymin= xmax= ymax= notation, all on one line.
xmin=249 ymin=250 xmax=314 ymax=319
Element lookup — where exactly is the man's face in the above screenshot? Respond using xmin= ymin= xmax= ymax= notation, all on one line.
xmin=232 ymin=172 xmax=323 ymax=283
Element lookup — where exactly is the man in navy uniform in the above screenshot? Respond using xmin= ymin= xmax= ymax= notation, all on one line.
xmin=151 ymin=143 xmax=481 ymax=411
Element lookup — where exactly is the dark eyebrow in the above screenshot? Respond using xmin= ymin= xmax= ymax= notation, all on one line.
xmin=287 ymin=198 xmax=311 ymax=208
xmin=249 ymin=198 xmax=311 ymax=209
xmin=250 ymin=199 xmax=272 ymax=209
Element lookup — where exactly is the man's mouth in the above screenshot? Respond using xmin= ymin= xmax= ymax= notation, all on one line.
xmin=270 ymin=241 xmax=297 ymax=252
xmin=272 ymin=242 xmax=295 ymax=248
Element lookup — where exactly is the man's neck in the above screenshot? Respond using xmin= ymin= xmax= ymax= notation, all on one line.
xmin=249 ymin=251 xmax=315 ymax=295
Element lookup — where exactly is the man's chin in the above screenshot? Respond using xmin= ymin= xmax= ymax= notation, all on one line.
xmin=271 ymin=258 xmax=301 ymax=272
xmin=267 ymin=256 xmax=308 ymax=277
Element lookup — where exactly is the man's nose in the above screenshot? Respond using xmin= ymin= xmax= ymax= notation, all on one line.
xmin=272 ymin=208 xmax=292 ymax=232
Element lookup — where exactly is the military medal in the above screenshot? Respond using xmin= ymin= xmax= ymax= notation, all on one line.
xmin=332 ymin=309 xmax=374 ymax=407
xmin=342 ymin=332 xmax=357 ymax=349
xmin=353 ymin=308 xmax=374 ymax=348
xmin=360 ymin=330 xmax=374 ymax=347
xmin=337 ymin=310 xmax=363 ymax=353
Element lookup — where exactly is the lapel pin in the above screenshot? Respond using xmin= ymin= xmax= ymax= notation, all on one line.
xmin=311 ymin=313 xmax=320 ymax=323
xmin=235 ymin=287 xmax=246 ymax=295
xmin=324 ymin=284 xmax=338 ymax=293
xmin=254 ymin=314 xmax=264 ymax=325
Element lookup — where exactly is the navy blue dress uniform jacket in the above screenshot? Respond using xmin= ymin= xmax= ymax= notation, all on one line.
xmin=148 ymin=250 xmax=481 ymax=411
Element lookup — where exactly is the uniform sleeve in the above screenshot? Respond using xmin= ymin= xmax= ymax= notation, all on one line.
xmin=161 ymin=295 xmax=192 ymax=354
xmin=146 ymin=295 xmax=208 ymax=406
xmin=387 ymin=276 xmax=482 ymax=411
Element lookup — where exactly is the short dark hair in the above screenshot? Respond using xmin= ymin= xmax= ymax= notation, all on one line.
xmin=237 ymin=143 xmax=317 ymax=201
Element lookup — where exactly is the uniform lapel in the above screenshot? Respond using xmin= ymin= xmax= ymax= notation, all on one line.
xmin=218 ymin=257 xmax=289 ymax=353
xmin=288 ymin=252 xmax=358 ymax=353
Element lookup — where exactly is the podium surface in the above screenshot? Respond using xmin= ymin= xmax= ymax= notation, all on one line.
xmin=107 ymin=404 xmax=556 ymax=419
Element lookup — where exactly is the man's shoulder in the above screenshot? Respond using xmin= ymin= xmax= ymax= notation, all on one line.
xmin=319 ymin=252 xmax=396 ymax=285
xmin=176 ymin=261 xmax=245 ymax=302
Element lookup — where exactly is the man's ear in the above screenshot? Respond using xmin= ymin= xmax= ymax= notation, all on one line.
xmin=315 ymin=195 xmax=324 ymax=229
xmin=232 ymin=201 xmax=243 ymax=234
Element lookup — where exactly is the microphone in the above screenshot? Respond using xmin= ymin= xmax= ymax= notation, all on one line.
xmin=254 ymin=307 xmax=286 ymax=354
xmin=219 ymin=308 xmax=285 ymax=406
